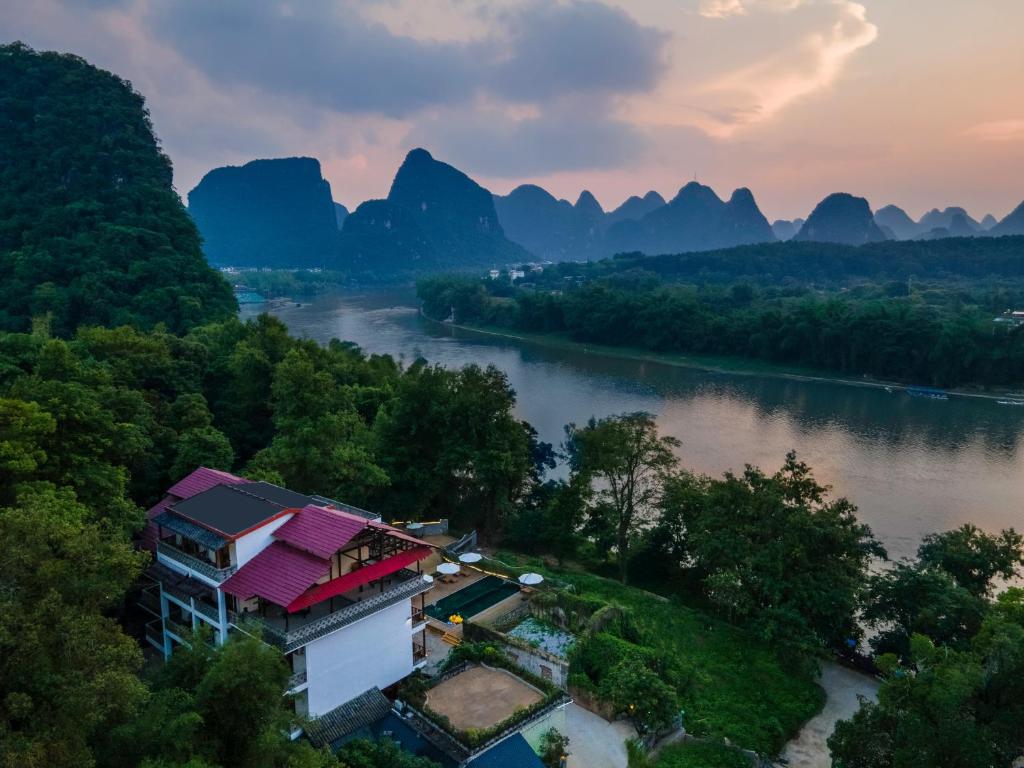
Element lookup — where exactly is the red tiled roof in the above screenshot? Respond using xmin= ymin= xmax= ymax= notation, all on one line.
xmin=368 ymin=520 xmax=431 ymax=547
xmin=287 ymin=546 xmax=432 ymax=613
xmin=273 ymin=504 xmax=369 ymax=559
xmin=167 ymin=466 xmax=245 ymax=500
xmin=220 ymin=541 xmax=330 ymax=607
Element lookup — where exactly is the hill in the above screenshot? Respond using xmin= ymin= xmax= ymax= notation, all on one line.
xmin=187 ymin=157 xmax=342 ymax=269
xmin=341 ymin=148 xmax=527 ymax=275
xmin=991 ymin=201 xmax=1024 ymax=236
xmin=605 ymin=182 xmax=775 ymax=254
xmin=794 ymin=193 xmax=887 ymax=245
xmin=0 ymin=43 xmax=236 ymax=335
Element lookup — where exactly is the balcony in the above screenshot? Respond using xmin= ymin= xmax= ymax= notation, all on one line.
xmin=231 ymin=570 xmax=433 ymax=654
xmin=158 ymin=541 xmax=236 ymax=582
xmin=144 ymin=618 xmax=164 ymax=648
xmin=138 ymin=588 xmax=161 ymax=617
xmin=287 ymin=670 xmax=308 ymax=690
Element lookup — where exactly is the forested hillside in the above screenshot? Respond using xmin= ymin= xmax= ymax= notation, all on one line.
xmin=0 ymin=43 xmax=236 ymax=335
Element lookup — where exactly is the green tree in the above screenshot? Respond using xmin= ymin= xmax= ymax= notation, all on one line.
xmin=193 ymin=636 xmax=292 ymax=766
xmin=538 ymin=727 xmax=570 ymax=768
xmin=0 ymin=486 xmax=148 ymax=768
xmin=565 ymin=412 xmax=679 ymax=583
xmin=655 ymin=453 xmax=883 ymax=649
xmin=600 ymin=657 xmax=679 ymax=735
xmin=917 ymin=523 xmax=1024 ymax=597
xmin=338 ymin=738 xmax=442 ymax=768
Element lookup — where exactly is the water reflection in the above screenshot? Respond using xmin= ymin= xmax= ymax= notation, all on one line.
xmin=243 ymin=290 xmax=1024 ymax=562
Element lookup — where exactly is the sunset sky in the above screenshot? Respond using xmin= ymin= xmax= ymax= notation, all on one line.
xmin=4 ymin=0 xmax=1023 ymax=221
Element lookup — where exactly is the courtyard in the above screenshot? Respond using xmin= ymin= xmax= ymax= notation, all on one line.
xmin=424 ymin=664 xmax=544 ymax=731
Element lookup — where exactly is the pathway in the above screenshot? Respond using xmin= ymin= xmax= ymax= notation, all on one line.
xmin=779 ymin=662 xmax=880 ymax=768
xmin=563 ymin=703 xmax=635 ymax=768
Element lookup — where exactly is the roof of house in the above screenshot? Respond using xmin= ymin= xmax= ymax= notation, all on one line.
xmin=167 ymin=466 xmax=245 ymax=500
xmin=142 ymin=466 xmax=245 ymax=551
xmin=219 ymin=541 xmax=329 ymax=606
xmin=304 ymin=687 xmax=393 ymax=749
xmin=466 ymin=733 xmax=546 ymax=768
xmin=168 ymin=483 xmax=297 ymax=538
xmin=273 ymin=504 xmax=369 ymax=559
xmin=152 ymin=510 xmax=228 ymax=550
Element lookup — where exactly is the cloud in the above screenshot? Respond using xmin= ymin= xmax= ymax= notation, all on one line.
xmin=965 ymin=119 xmax=1024 ymax=143
xmin=698 ymin=0 xmax=803 ymax=18
xmin=412 ymin=102 xmax=645 ymax=177
xmin=698 ymin=1 xmax=877 ymax=135
xmin=146 ymin=0 xmax=668 ymax=119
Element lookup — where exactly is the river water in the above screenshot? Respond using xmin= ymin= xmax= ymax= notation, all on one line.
xmin=242 ymin=289 xmax=1024 ymax=563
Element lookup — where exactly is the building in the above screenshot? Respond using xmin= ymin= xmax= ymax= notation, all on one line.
xmin=994 ymin=309 xmax=1024 ymax=327
xmin=138 ymin=467 xmax=433 ymax=721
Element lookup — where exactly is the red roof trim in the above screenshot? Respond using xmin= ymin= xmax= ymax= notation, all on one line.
xmin=286 ymin=546 xmax=431 ymax=613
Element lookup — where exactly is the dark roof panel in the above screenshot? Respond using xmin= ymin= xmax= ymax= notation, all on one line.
xmin=169 ymin=483 xmax=299 ymax=537
xmin=229 ymin=481 xmax=313 ymax=509
xmin=304 ymin=687 xmax=392 ymax=748
xmin=153 ymin=510 xmax=229 ymax=549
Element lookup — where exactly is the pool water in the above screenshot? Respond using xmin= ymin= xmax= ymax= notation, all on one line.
xmin=426 ymin=575 xmax=521 ymax=621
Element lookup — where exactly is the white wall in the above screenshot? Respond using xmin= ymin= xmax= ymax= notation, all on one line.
xmin=232 ymin=513 xmax=295 ymax=567
xmin=304 ymin=599 xmax=412 ymax=717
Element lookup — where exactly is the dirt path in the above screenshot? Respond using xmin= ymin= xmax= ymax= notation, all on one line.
xmin=779 ymin=662 xmax=879 ymax=767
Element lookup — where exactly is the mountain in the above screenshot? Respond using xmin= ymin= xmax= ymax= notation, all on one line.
xmin=981 ymin=213 xmax=998 ymax=230
xmin=606 ymin=191 xmax=666 ymax=226
xmin=0 ymin=43 xmax=235 ymax=335
xmin=605 ymin=182 xmax=775 ymax=255
xmin=334 ymin=203 xmax=349 ymax=229
xmin=771 ymin=218 xmax=805 ymax=241
xmin=793 ymin=193 xmax=887 ymax=245
xmin=341 ymin=148 xmax=526 ymax=273
xmin=990 ymin=201 xmax=1024 ymax=236
xmin=874 ymin=205 xmax=919 ymax=240
xmin=493 ymin=185 xmax=606 ymax=259
xmin=188 ymin=157 xmax=340 ymax=269
xmin=917 ymin=207 xmax=982 ymax=233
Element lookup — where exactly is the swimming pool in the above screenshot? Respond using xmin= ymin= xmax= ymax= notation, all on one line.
xmin=425 ymin=575 xmax=521 ymax=621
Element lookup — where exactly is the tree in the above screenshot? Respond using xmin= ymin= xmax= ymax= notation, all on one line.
xmin=600 ymin=657 xmax=679 ymax=735
xmin=655 ymin=454 xmax=884 ymax=649
xmin=0 ymin=486 xmax=148 ymax=768
xmin=917 ymin=524 xmax=1024 ymax=597
xmin=338 ymin=738 xmax=442 ymax=768
xmin=565 ymin=412 xmax=679 ymax=583
xmin=193 ymin=636 xmax=292 ymax=766
xmin=171 ymin=426 xmax=234 ymax=480
xmin=538 ymin=727 xmax=570 ymax=768
xmin=862 ymin=561 xmax=988 ymax=659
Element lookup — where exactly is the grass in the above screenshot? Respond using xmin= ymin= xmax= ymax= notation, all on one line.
xmin=653 ymin=742 xmax=753 ymax=768
xmin=493 ymin=552 xmax=825 ymax=756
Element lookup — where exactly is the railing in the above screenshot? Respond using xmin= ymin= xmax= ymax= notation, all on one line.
xmin=444 ymin=530 xmax=477 ymax=556
xmin=138 ymin=588 xmax=161 ymax=616
xmin=413 ymin=644 xmax=428 ymax=661
xmin=144 ymin=619 xmax=164 ymax=647
xmin=158 ymin=541 xmax=236 ymax=582
xmin=166 ymin=618 xmax=192 ymax=639
xmin=287 ymin=670 xmax=308 ymax=690
xmin=231 ymin=571 xmax=433 ymax=654
xmin=194 ymin=600 xmax=220 ymax=623
xmin=411 ymin=607 xmax=426 ymax=624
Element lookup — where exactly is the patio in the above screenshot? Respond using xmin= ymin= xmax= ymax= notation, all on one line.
xmin=425 ymin=665 xmax=544 ymax=732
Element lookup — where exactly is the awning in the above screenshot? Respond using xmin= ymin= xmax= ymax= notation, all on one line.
xmin=220 ymin=541 xmax=330 ymax=608
xmin=153 ymin=511 xmax=228 ymax=550
xmin=287 ymin=546 xmax=431 ymax=613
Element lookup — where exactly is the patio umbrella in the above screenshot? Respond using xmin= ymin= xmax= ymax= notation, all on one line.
xmin=422 ymin=574 xmax=435 ymax=584
xmin=405 ymin=522 xmax=424 ymax=530
xmin=458 ymin=552 xmax=483 ymax=564
xmin=437 ymin=562 xmax=460 ymax=575
xmin=518 ymin=573 xmax=544 ymax=585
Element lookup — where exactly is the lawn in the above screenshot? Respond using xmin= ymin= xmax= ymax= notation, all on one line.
xmin=493 ymin=554 xmax=825 ymax=755
xmin=653 ymin=742 xmax=753 ymax=768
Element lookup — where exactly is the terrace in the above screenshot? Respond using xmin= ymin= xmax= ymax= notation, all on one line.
xmin=231 ymin=567 xmax=432 ymax=653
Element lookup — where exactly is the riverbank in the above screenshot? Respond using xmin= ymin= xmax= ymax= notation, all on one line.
xmin=424 ymin=313 xmax=1024 ymax=403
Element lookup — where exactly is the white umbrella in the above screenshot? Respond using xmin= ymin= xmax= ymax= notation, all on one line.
xmin=437 ymin=562 xmax=460 ymax=575
xmin=421 ymin=574 xmax=435 ymax=584
xmin=406 ymin=522 xmax=424 ymax=531
xmin=518 ymin=572 xmax=544 ymax=585
xmin=459 ymin=552 xmax=483 ymax=564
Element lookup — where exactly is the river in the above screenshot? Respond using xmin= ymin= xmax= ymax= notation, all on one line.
xmin=242 ymin=289 xmax=1024 ymax=562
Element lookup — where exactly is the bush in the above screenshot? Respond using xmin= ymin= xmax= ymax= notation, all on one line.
xmin=538 ymin=727 xmax=570 ymax=768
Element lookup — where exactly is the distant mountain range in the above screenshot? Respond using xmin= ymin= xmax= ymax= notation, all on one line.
xmin=187 ymin=150 xmax=1024 ymax=273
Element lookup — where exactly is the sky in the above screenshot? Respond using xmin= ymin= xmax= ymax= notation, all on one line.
xmin=3 ymin=0 xmax=1024 ymax=221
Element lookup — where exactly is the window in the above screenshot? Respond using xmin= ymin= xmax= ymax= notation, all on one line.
xmin=540 ymin=665 xmax=552 ymax=680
